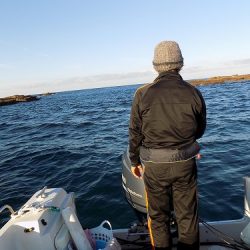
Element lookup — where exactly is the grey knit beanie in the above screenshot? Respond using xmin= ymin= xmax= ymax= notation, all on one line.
xmin=153 ymin=41 xmax=184 ymax=73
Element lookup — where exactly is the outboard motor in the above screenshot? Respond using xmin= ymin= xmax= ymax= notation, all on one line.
xmin=121 ymin=148 xmax=147 ymax=221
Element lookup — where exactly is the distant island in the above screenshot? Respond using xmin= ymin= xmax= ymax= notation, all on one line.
xmin=189 ymin=73 xmax=250 ymax=86
xmin=0 ymin=92 xmax=56 ymax=106
xmin=38 ymin=92 xmax=55 ymax=96
xmin=0 ymin=95 xmax=40 ymax=106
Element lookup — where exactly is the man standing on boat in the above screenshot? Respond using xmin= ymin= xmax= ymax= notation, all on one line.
xmin=129 ymin=41 xmax=206 ymax=250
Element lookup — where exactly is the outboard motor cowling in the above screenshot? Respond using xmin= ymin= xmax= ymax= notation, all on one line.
xmin=121 ymin=148 xmax=147 ymax=217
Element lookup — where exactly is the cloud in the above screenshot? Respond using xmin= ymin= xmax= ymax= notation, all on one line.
xmin=0 ymin=70 xmax=156 ymax=97
xmin=182 ymin=58 xmax=250 ymax=79
xmin=56 ymin=70 xmax=156 ymax=89
xmin=225 ymin=58 xmax=250 ymax=66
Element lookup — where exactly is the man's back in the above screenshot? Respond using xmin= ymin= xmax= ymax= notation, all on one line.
xmin=132 ymin=71 xmax=206 ymax=150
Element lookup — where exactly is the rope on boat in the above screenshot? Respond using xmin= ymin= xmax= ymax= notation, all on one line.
xmin=199 ymin=218 xmax=250 ymax=250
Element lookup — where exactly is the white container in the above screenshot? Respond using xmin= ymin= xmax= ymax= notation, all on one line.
xmin=90 ymin=221 xmax=121 ymax=250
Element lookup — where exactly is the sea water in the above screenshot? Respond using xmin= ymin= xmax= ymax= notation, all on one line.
xmin=0 ymin=81 xmax=249 ymax=228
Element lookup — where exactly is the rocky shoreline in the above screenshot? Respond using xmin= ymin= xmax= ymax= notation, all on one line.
xmin=0 ymin=92 xmax=56 ymax=106
xmin=0 ymin=95 xmax=40 ymax=106
xmin=190 ymin=74 xmax=250 ymax=86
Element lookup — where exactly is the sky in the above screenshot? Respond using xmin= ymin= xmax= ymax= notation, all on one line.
xmin=1 ymin=0 xmax=250 ymax=97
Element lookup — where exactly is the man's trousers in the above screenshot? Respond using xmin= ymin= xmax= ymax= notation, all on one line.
xmin=142 ymin=158 xmax=199 ymax=250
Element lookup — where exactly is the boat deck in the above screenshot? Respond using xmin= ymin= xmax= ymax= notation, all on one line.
xmin=113 ymin=217 xmax=250 ymax=250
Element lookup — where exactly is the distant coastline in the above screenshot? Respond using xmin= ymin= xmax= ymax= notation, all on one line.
xmin=1 ymin=74 xmax=249 ymax=106
xmin=189 ymin=73 xmax=250 ymax=86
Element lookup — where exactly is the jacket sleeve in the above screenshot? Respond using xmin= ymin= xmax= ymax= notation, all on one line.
xmin=129 ymin=91 xmax=143 ymax=167
xmin=195 ymin=89 xmax=207 ymax=139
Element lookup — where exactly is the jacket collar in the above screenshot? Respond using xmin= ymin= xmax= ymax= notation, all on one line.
xmin=154 ymin=70 xmax=183 ymax=83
